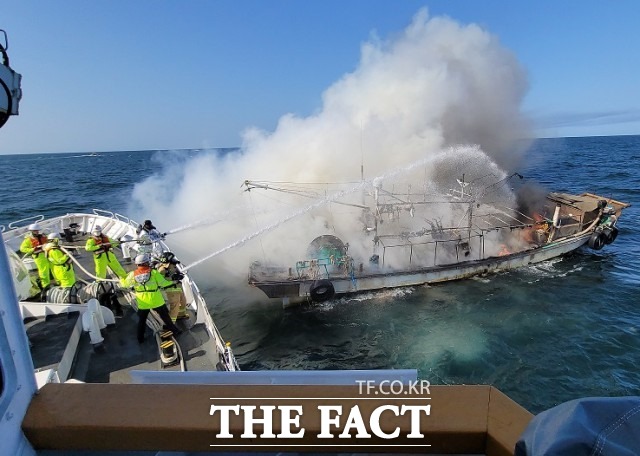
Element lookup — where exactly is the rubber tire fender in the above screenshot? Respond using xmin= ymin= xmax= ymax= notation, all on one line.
xmin=309 ymin=279 xmax=335 ymax=302
xmin=588 ymin=231 xmax=605 ymax=250
xmin=603 ymin=226 xmax=619 ymax=245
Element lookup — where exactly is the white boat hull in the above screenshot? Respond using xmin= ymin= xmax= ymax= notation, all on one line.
xmin=254 ymin=232 xmax=591 ymax=304
xmin=250 ymin=192 xmax=631 ymax=305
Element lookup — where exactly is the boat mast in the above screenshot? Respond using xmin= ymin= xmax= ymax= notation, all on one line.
xmin=360 ymin=124 xmax=380 ymax=244
xmin=360 ymin=123 xmax=364 ymax=183
xmin=451 ymin=174 xmax=473 ymax=241
xmin=465 ymin=175 xmax=473 ymax=241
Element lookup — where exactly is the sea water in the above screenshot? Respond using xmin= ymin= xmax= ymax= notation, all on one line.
xmin=1 ymin=136 xmax=638 ymax=413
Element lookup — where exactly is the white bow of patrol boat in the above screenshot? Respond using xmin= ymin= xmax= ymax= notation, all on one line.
xmin=2 ymin=210 xmax=240 ymax=388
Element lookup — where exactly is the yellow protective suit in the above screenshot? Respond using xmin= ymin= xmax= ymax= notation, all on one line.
xmin=45 ymin=245 xmax=76 ymax=288
xmin=85 ymin=234 xmax=127 ymax=279
xmin=20 ymin=233 xmax=51 ymax=288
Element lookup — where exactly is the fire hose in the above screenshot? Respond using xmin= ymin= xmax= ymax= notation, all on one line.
xmin=59 ymin=245 xmax=121 ymax=284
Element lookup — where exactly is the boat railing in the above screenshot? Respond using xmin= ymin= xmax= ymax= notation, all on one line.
xmin=295 ymin=258 xmax=330 ymax=279
xmin=378 ymin=223 xmax=549 ymax=267
xmin=0 ymin=225 xmax=4 ymax=233
xmin=294 ymin=255 xmax=355 ymax=280
xmin=89 ymin=209 xmax=140 ymax=230
xmin=379 ymin=235 xmax=477 ymax=267
xmin=92 ymin=209 xmax=115 ymax=219
xmin=7 ymin=214 xmax=44 ymax=230
xmin=114 ymin=212 xmax=133 ymax=225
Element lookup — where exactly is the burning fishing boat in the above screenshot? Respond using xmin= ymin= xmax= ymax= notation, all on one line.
xmin=245 ymin=172 xmax=630 ymax=306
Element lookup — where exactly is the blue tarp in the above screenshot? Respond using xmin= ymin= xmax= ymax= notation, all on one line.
xmin=515 ymin=396 xmax=640 ymax=456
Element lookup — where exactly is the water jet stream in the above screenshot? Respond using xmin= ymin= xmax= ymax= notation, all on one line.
xmin=182 ymin=151 xmax=448 ymax=271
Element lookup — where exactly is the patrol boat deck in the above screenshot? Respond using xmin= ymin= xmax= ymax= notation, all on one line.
xmin=3 ymin=210 xmax=239 ymax=387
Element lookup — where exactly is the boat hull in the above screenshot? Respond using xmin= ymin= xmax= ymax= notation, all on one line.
xmin=251 ymin=231 xmax=592 ymax=304
xmin=250 ymin=192 xmax=631 ymax=305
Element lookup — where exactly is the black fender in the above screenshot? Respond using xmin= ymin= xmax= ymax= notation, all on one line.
xmin=603 ymin=226 xmax=619 ymax=245
xmin=588 ymin=231 xmax=605 ymax=250
xmin=309 ymin=279 xmax=335 ymax=302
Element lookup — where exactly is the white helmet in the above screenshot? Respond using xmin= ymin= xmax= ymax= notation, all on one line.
xmin=92 ymin=225 xmax=103 ymax=236
xmin=48 ymin=232 xmax=61 ymax=241
xmin=135 ymin=253 xmax=151 ymax=265
xmin=28 ymin=223 xmax=42 ymax=231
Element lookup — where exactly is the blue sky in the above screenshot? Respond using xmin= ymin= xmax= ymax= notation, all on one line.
xmin=1 ymin=0 xmax=639 ymax=154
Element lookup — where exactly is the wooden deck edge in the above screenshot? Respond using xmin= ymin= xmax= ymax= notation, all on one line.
xmin=485 ymin=386 xmax=534 ymax=456
xmin=23 ymin=383 xmax=531 ymax=454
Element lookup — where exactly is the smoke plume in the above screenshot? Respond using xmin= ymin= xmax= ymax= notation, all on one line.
xmin=128 ymin=9 xmax=532 ymax=298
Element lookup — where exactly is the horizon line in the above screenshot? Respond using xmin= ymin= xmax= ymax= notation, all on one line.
xmin=1 ymin=132 xmax=638 ymax=156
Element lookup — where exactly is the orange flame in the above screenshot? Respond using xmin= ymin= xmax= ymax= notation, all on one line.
xmin=532 ymin=212 xmax=545 ymax=223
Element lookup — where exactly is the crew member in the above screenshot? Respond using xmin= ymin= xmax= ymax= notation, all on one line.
xmin=44 ymin=232 xmax=77 ymax=288
xmin=19 ymin=223 xmax=51 ymax=290
xmin=120 ymin=253 xmax=182 ymax=343
xmin=136 ymin=219 xmax=165 ymax=257
xmin=85 ymin=225 xmax=127 ymax=279
xmin=136 ymin=233 xmax=153 ymax=257
xmin=157 ymin=251 xmax=188 ymax=322
xmin=137 ymin=219 xmax=164 ymax=241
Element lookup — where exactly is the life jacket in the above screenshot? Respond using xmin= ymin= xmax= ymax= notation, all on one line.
xmin=28 ymin=234 xmax=48 ymax=257
xmin=29 ymin=234 xmax=48 ymax=248
xmin=132 ymin=266 xmax=158 ymax=292
xmin=92 ymin=234 xmax=112 ymax=253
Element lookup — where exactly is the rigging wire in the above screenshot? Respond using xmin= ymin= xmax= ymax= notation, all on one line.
xmin=182 ymin=180 xmax=370 ymax=271
xmin=244 ymin=180 xmax=370 ymax=210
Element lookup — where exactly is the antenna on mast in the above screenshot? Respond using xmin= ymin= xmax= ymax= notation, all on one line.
xmin=448 ymin=174 xmax=472 ymax=200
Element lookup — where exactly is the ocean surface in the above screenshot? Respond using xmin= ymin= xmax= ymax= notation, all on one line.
xmin=1 ymin=136 xmax=639 ymax=413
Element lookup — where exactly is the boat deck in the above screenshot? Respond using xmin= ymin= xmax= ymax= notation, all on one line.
xmin=27 ymin=312 xmax=80 ymax=373
xmin=73 ymin=307 xmax=180 ymax=383
xmin=23 ymin=227 xmax=223 ymax=384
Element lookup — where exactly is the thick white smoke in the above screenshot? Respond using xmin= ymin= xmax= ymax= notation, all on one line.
xmin=129 ymin=9 xmax=531 ymax=298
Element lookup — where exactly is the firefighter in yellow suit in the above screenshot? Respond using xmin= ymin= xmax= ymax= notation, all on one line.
xmin=120 ymin=254 xmax=181 ymax=343
xmin=44 ymin=232 xmax=76 ymax=288
xmin=85 ymin=225 xmax=127 ymax=280
xmin=19 ymin=223 xmax=51 ymax=290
